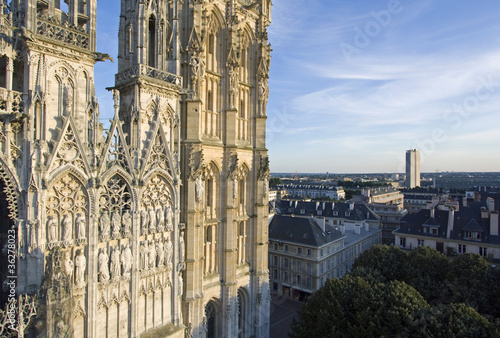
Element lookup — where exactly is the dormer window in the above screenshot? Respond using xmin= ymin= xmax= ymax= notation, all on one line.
xmin=464 ymin=231 xmax=481 ymax=241
xmin=300 ymin=209 xmax=305 ymax=214
xmin=317 ymin=210 xmax=322 ymax=216
xmin=345 ymin=211 xmax=350 ymax=217
xmin=333 ymin=210 xmax=338 ymax=216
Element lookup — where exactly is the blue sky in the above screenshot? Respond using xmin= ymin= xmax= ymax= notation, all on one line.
xmin=95 ymin=1 xmax=500 ymax=174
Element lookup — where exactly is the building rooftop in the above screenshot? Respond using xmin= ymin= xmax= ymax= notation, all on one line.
xmin=269 ymin=215 xmax=344 ymax=247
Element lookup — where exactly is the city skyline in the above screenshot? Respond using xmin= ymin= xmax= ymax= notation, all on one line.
xmin=94 ymin=1 xmax=500 ymax=174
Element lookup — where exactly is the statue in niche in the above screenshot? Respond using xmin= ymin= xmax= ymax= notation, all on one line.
xmin=63 ymin=250 xmax=73 ymax=279
xmin=55 ymin=320 xmax=65 ymax=338
xmin=98 ymin=248 xmax=110 ymax=282
xmin=141 ymin=210 xmax=149 ymax=233
xmin=100 ymin=212 xmax=110 ymax=236
xmin=165 ymin=236 xmax=173 ymax=265
xmin=110 ymin=247 xmax=121 ymax=279
xmin=156 ymin=208 xmax=165 ymax=231
xmin=190 ymin=55 xmax=200 ymax=81
xmin=179 ymin=231 xmax=185 ymax=263
xmin=156 ymin=239 xmax=164 ymax=267
xmin=47 ymin=215 xmax=57 ymax=242
xmin=165 ymin=204 xmax=173 ymax=231
xmin=148 ymin=240 xmax=156 ymax=269
xmin=140 ymin=241 xmax=148 ymax=270
xmin=121 ymin=244 xmax=132 ymax=278
xmin=111 ymin=212 xmax=121 ymax=238
xmin=61 ymin=214 xmax=72 ymax=242
xmin=75 ymin=213 xmax=86 ymax=239
xmin=122 ymin=210 xmax=132 ymax=234
xmin=199 ymin=55 xmax=206 ymax=78
xmin=148 ymin=208 xmax=156 ymax=233
xmin=258 ymin=79 xmax=267 ymax=101
xmin=75 ymin=249 xmax=86 ymax=285
xmin=195 ymin=175 xmax=204 ymax=203
xmin=29 ymin=220 xmax=38 ymax=249
xmin=178 ymin=273 xmax=183 ymax=296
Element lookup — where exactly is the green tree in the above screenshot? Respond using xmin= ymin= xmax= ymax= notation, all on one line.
xmin=269 ymin=177 xmax=282 ymax=186
xmin=411 ymin=303 xmax=492 ymax=337
xmin=352 ymin=245 xmax=409 ymax=281
xmin=406 ymin=246 xmax=450 ymax=304
xmin=290 ymin=276 xmax=428 ymax=338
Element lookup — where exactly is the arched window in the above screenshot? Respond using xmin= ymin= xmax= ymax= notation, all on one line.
xmin=237 ymin=289 xmax=248 ymax=338
xmin=148 ymin=15 xmax=156 ymax=67
xmin=205 ymin=301 xmax=219 ymax=338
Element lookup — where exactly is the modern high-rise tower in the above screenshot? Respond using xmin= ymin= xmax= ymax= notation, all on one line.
xmin=405 ymin=149 xmax=421 ymax=189
xmin=0 ymin=0 xmax=271 ymax=337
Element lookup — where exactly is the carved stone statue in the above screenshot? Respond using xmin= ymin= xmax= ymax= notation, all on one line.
xmin=61 ymin=214 xmax=72 ymax=242
xmin=63 ymin=250 xmax=73 ymax=278
xmin=148 ymin=240 xmax=156 ymax=268
xmin=156 ymin=240 xmax=165 ymax=267
xmin=75 ymin=213 xmax=86 ymax=239
xmin=110 ymin=247 xmax=121 ymax=279
xmin=178 ymin=273 xmax=183 ymax=296
xmin=122 ymin=210 xmax=132 ymax=233
xmin=75 ymin=250 xmax=86 ymax=285
xmin=121 ymin=244 xmax=132 ymax=278
xmin=100 ymin=212 xmax=110 ymax=236
xmin=140 ymin=241 xmax=148 ymax=270
xmin=165 ymin=236 xmax=173 ymax=265
xmin=179 ymin=231 xmax=185 ymax=264
xmin=111 ymin=211 xmax=121 ymax=238
xmin=47 ymin=215 xmax=57 ymax=242
xmin=98 ymin=248 xmax=110 ymax=282
xmin=148 ymin=208 xmax=156 ymax=233
xmin=165 ymin=204 xmax=173 ymax=231
xmin=156 ymin=208 xmax=164 ymax=231
xmin=195 ymin=175 xmax=204 ymax=203
xmin=141 ymin=210 xmax=149 ymax=232
xmin=190 ymin=55 xmax=200 ymax=80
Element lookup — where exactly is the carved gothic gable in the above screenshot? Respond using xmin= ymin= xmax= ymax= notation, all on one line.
xmin=141 ymin=118 xmax=175 ymax=178
xmin=99 ymin=117 xmax=133 ymax=175
xmin=46 ymin=116 xmax=90 ymax=177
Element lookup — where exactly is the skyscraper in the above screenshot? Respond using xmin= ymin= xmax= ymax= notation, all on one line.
xmin=405 ymin=149 xmax=421 ymax=189
xmin=0 ymin=0 xmax=271 ymax=337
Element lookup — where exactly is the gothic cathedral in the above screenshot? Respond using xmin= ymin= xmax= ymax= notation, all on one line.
xmin=0 ymin=0 xmax=271 ymax=337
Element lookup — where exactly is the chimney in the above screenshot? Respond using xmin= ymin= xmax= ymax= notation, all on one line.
xmin=322 ymin=202 xmax=326 ymax=210
xmin=349 ymin=202 xmax=354 ymax=211
xmin=490 ymin=211 xmax=499 ymax=236
xmin=365 ymin=222 xmax=369 ymax=231
xmin=430 ymin=207 xmax=435 ymax=219
xmin=481 ymin=207 xmax=489 ymax=219
xmin=487 ymin=197 xmax=495 ymax=212
xmin=295 ymin=200 xmax=298 ymax=208
xmin=474 ymin=192 xmax=480 ymax=202
xmin=332 ymin=202 xmax=335 ymax=209
xmin=463 ymin=198 xmax=467 ymax=208
xmin=316 ymin=201 xmax=320 ymax=210
xmin=289 ymin=201 xmax=292 ymax=207
xmin=355 ymin=224 xmax=361 ymax=235
xmin=339 ymin=224 xmax=345 ymax=234
xmin=447 ymin=208 xmax=455 ymax=239
xmin=317 ymin=217 xmax=326 ymax=232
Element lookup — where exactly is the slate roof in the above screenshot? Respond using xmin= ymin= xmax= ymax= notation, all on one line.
xmin=274 ymin=200 xmax=380 ymax=222
xmin=269 ymin=215 xmax=344 ymax=247
xmin=395 ymin=192 xmax=500 ymax=245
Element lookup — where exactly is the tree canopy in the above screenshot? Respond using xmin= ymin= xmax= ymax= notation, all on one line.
xmin=291 ymin=245 xmax=500 ymax=337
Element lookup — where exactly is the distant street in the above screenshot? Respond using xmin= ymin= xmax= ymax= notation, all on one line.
xmin=270 ymin=294 xmax=303 ymax=338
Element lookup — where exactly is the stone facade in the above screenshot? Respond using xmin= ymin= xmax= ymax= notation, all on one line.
xmin=0 ymin=0 xmax=271 ymax=337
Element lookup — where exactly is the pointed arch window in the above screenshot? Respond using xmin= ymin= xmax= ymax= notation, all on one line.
xmin=148 ymin=15 xmax=156 ymax=67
